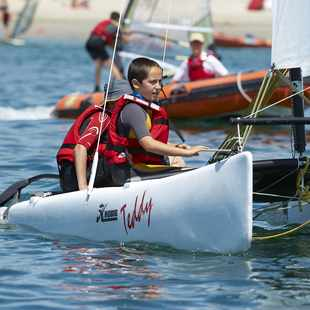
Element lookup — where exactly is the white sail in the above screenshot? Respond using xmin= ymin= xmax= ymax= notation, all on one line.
xmin=11 ymin=0 xmax=39 ymax=38
xmin=272 ymin=0 xmax=310 ymax=76
xmin=124 ymin=0 xmax=213 ymax=44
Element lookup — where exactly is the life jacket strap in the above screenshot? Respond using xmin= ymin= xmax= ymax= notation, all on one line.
xmin=123 ymin=94 xmax=161 ymax=111
xmin=60 ymin=143 xmax=75 ymax=149
xmin=153 ymin=118 xmax=169 ymax=125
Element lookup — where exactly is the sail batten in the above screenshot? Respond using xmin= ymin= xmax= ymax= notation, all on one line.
xmin=272 ymin=0 xmax=310 ymax=76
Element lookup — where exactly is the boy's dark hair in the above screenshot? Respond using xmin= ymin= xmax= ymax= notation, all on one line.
xmin=127 ymin=57 xmax=162 ymax=89
xmin=110 ymin=11 xmax=120 ymax=21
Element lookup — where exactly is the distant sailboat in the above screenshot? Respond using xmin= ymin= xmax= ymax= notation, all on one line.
xmin=2 ymin=0 xmax=39 ymax=46
xmin=123 ymin=0 xmax=213 ymax=51
xmin=123 ymin=0 xmax=271 ymax=49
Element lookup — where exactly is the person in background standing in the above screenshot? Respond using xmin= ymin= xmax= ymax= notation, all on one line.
xmin=85 ymin=11 xmax=130 ymax=92
xmin=71 ymin=0 xmax=89 ymax=9
xmin=247 ymin=0 xmax=264 ymax=10
xmin=0 ymin=0 xmax=10 ymax=40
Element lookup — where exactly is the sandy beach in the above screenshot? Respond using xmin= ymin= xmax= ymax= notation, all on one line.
xmin=211 ymin=0 xmax=272 ymax=39
xmin=5 ymin=0 xmax=272 ymax=41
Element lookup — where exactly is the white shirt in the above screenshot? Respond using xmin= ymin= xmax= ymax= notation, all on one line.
xmin=172 ymin=51 xmax=229 ymax=82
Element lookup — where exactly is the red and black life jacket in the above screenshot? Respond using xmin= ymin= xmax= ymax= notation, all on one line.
xmin=56 ymin=105 xmax=110 ymax=163
xmin=188 ymin=55 xmax=215 ymax=81
xmin=104 ymin=94 xmax=169 ymax=165
xmin=91 ymin=19 xmax=116 ymax=45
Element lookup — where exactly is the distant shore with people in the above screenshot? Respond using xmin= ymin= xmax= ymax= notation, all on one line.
xmin=6 ymin=0 xmax=272 ymax=41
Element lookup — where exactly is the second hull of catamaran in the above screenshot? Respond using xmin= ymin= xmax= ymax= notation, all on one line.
xmin=255 ymin=200 xmax=310 ymax=226
xmin=253 ymin=158 xmax=310 ymax=225
xmin=0 ymin=152 xmax=253 ymax=254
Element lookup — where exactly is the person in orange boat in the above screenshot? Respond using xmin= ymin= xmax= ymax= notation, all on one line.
xmin=85 ymin=11 xmax=130 ymax=92
xmin=247 ymin=0 xmax=264 ymax=10
xmin=71 ymin=0 xmax=89 ymax=9
xmin=0 ymin=0 xmax=10 ymax=40
xmin=56 ymin=80 xmax=132 ymax=192
xmin=104 ymin=57 xmax=208 ymax=186
xmin=172 ymin=32 xmax=229 ymax=83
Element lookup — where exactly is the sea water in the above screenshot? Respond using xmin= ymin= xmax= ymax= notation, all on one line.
xmin=1 ymin=38 xmax=310 ymax=310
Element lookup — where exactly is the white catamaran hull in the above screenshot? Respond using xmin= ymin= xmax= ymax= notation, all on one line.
xmin=0 ymin=152 xmax=253 ymax=254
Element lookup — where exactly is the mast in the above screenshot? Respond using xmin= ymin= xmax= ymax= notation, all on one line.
xmin=123 ymin=0 xmax=135 ymax=26
xmin=271 ymin=0 xmax=310 ymax=156
xmin=289 ymin=67 xmax=306 ymax=156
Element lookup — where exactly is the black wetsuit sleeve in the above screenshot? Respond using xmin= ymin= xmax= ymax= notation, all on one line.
xmin=120 ymin=103 xmax=150 ymax=140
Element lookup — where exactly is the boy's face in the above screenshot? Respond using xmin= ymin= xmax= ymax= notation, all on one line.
xmin=136 ymin=66 xmax=162 ymax=102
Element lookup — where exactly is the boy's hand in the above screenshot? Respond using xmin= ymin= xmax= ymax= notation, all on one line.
xmin=175 ymin=143 xmax=190 ymax=149
xmin=184 ymin=145 xmax=209 ymax=156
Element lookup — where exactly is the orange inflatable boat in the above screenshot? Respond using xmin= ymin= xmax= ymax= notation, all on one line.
xmin=52 ymin=70 xmax=310 ymax=120
xmin=161 ymin=70 xmax=310 ymax=119
xmin=213 ymin=32 xmax=271 ymax=48
xmin=52 ymin=92 xmax=105 ymax=119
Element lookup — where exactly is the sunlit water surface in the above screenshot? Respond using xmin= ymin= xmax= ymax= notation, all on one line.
xmin=1 ymin=38 xmax=310 ymax=309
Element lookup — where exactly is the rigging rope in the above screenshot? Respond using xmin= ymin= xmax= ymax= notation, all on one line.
xmin=296 ymin=157 xmax=310 ymax=202
xmin=162 ymin=0 xmax=173 ymax=64
xmin=253 ymin=157 xmax=310 ymax=221
xmin=256 ymin=168 xmax=299 ymax=194
xmin=227 ymin=69 xmax=310 ymax=241
xmin=236 ymin=72 xmax=252 ymax=103
xmin=209 ymin=68 xmax=283 ymax=163
xmin=87 ymin=1 xmax=126 ymax=199
xmin=207 ymin=68 xmax=310 ymax=162
xmin=276 ymin=71 xmax=310 ymax=106
xmin=253 ymin=156 xmax=310 ymax=241
xmin=87 ymin=0 xmax=175 ymax=199
xmin=245 ymin=85 xmax=310 ymax=119
xmin=253 ymin=219 xmax=310 ymax=240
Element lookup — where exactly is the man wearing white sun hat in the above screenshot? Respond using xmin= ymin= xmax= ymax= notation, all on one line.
xmin=172 ymin=32 xmax=229 ymax=83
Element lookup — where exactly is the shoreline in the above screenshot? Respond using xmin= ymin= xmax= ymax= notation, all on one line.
xmin=211 ymin=0 xmax=272 ymax=39
xmin=8 ymin=0 xmax=272 ymax=41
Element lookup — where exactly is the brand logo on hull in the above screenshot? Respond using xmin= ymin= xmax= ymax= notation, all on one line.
xmin=96 ymin=204 xmax=118 ymax=223
xmin=120 ymin=191 xmax=154 ymax=234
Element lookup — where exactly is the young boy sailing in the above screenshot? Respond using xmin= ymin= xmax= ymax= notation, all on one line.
xmin=103 ymin=57 xmax=208 ymax=186
xmin=57 ymin=58 xmax=208 ymax=191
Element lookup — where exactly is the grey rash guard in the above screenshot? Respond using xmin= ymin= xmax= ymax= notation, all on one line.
xmin=117 ymin=103 xmax=150 ymax=139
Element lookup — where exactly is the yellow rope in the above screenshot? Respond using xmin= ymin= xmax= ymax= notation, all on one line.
xmin=253 ymin=219 xmax=310 ymax=240
xmin=296 ymin=157 xmax=310 ymax=202
xmin=254 ymin=158 xmax=310 ymax=241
